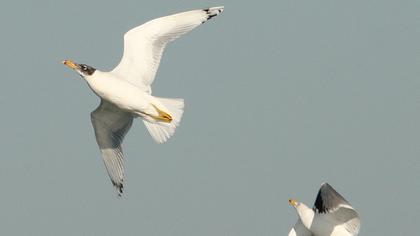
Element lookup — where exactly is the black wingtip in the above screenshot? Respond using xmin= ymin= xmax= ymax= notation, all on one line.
xmin=313 ymin=183 xmax=349 ymax=214
xmin=113 ymin=182 xmax=124 ymax=197
xmin=202 ymin=7 xmax=224 ymax=24
xmin=118 ymin=185 xmax=123 ymax=197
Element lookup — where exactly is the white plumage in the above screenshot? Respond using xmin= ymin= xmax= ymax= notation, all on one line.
xmin=288 ymin=183 xmax=360 ymax=236
xmin=63 ymin=6 xmax=224 ymax=195
xmin=112 ymin=7 xmax=224 ymax=92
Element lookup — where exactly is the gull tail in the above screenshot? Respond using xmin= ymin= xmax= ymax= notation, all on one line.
xmin=143 ymin=97 xmax=184 ymax=144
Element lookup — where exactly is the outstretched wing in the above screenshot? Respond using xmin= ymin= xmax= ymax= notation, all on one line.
xmin=111 ymin=6 xmax=224 ymax=93
xmin=313 ymin=183 xmax=360 ymax=235
xmin=288 ymin=219 xmax=312 ymax=236
xmin=91 ymin=100 xmax=133 ymax=196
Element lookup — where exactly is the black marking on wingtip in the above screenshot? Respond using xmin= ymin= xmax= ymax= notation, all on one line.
xmin=313 ymin=183 xmax=349 ymax=214
xmin=202 ymin=8 xmax=222 ymax=24
xmin=112 ymin=181 xmax=124 ymax=197
xmin=208 ymin=14 xmax=218 ymax=20
xmin=118 ymin=184 xmax=123 ymax=196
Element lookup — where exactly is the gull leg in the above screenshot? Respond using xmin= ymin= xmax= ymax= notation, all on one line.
xmin=149 ymin=104 xmax=172 ymax=123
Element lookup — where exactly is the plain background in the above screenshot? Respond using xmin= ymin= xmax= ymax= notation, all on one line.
xmin=0 ymin=0 xmax=418 ymax=235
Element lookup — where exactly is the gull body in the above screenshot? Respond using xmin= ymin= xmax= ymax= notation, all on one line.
xmin=288 ymin=183 xmax=360 ymax=236
xmin=85 ymin=70 xmax=165 ymax=121
xmin=291 ymin=203 xmax=355 ymax=236
xmin=63 ymin=7 xmax=224 ymax=195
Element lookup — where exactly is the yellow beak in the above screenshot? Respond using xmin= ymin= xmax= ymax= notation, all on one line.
xmin=289 ymin=199 xmax=298 ymax=207
xmin=62 ymin=60 xmax=78 ymax=69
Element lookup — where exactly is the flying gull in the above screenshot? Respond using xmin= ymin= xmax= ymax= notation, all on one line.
xmin=288 ymin=183 xmax=360 ymax=236
xmin=62 ymin=7 xmax=224 ymax=196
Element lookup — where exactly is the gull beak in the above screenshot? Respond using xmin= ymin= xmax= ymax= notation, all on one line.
xmin=289 ymin=199 xmax=298 ymax=207
xmin=62 ymin=60 xmax=78 ymax=70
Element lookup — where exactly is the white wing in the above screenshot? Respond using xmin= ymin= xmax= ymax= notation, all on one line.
xmin=288 ymin=219 xmax=313 ymax=236
xmin=91 ymin=100 xmax=133 ymax=196
xmin=111 ymin=6 xmax=224 ymax=93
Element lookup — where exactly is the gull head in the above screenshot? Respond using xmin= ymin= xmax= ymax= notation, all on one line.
xmin=62 ymin=60 xmax=96 ymax=78
xmin=289 ymin=198 xmax=315 ymax=230
xmin=289 ymin=199 xmax=313 ymax=214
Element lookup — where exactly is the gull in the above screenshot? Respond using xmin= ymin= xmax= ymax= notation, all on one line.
xmin=288 ymin=183 xmax=361 ymax=236
xmin=62 ymin=6 xmax=224 ymax=196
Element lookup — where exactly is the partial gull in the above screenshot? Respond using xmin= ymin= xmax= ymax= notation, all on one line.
xmin=288 ymin=183 xmax=360 ymax=236
xmin=62 ymin=7 xmax=224 ymax=196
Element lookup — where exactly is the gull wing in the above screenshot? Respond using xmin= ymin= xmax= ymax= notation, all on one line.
xmin=313 ymin=183 xmax=353 ymax=214
xmin=313 ymin=183 xmax=361 ymax=235
xmin=111 ymin=6 xmax=224 ymax=93
xmin=288 ymin=219 xmax=312 ymax=236
xmin=329 ymin=207 xmax=361 ymax=235
xmin=91 ymin=100 xmax=133 ymax=196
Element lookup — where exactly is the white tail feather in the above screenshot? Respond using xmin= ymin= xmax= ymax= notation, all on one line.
xmin=143 ymin=97 xmax=184 ymax=143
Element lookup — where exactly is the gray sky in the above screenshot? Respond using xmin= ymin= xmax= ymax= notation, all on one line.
xmin=0 ymin=0 xmax=418 ymax=235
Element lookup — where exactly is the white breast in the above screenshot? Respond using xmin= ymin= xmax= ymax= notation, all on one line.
xmin=84 ymin=71 xmax=152 ymax=114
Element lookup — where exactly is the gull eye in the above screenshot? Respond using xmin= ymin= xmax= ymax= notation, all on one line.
xmin=81 ymin=65 xmax=88 ymax=71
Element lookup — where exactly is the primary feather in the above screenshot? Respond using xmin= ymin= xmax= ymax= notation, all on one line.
xmin=112 ymin=6 xmax=224 ymax=93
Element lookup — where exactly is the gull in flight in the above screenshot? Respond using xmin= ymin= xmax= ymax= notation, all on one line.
xmin=288 ymin=183 xmax=361 ymax=236
xmin=62 ymin=6 xmax=224 ymax=196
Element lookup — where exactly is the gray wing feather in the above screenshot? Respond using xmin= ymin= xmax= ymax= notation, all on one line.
xmin=288 ymin=219 xmax=312 ymax=236
xmin=91 ymin=101 xmax=133 ymax=196
xmin=313 ymin=183 xmax=351 ymax=214
xmin=314 ymin=183 xmax=360 ymax=235
xmin=329 ymin=207 xmax=360 ymax=235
